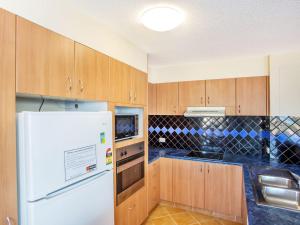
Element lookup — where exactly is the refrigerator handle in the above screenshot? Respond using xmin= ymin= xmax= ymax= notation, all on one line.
xmin=44 ymin=170 xmax=111 ymax=200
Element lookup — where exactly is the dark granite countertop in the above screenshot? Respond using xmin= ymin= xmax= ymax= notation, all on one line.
xmin=148 ymin=147 xmax=300 ymax=225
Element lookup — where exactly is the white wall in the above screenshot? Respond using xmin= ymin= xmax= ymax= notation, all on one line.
xmin=270 ymin=52 xmax=300 ymax=116
xmin=148 ymin=56 xmax=269 ymax=83
xmin=0 ymin=0 xmax=148 ymax=72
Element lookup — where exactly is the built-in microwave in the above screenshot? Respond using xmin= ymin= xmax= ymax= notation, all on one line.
xmin=115 ymin=114 xmax=139 ymax=141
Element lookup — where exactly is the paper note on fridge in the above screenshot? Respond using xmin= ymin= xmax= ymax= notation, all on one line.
xmin=64 ymin=145 xmax=97 ymax=181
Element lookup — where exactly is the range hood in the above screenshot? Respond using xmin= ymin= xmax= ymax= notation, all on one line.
xmin=184 ymin=107 xmax=225 ymax=117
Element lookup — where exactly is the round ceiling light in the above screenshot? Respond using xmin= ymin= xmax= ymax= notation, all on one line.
xmin=140 ymin=6 xmax=185 ymax=32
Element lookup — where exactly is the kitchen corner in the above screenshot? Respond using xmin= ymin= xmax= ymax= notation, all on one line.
xmin=148 ymin=147 xmax=300 ymax=225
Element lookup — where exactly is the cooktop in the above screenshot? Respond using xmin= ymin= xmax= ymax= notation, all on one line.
xmin=185 ymin=150 xmax=224 ymax=160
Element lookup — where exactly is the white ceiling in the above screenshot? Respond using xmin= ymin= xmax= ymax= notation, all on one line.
xmin=73 ymin=0 xmax=300 ymax=67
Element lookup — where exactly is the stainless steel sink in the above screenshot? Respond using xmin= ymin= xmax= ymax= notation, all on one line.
xmin=252 ymin=167 xmax=300 ymax=212
xmin=261 ymin=185 xmax=300 ymax=210
xmin=258 ymin=169 xmax=298 ymax=189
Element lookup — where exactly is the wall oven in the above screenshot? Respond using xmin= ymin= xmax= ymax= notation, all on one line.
xmin=115 ymin=114 xmax=139 ymax=141
xmin=116 ymin=142 xmax=144 ymax=205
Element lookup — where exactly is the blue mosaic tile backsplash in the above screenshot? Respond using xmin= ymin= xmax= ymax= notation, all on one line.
xmin=148 ymin=115 xmax=300 ymax=165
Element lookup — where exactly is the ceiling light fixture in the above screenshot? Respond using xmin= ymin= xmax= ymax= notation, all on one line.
xmin=140 ymin=6 xmax=185 ymax=32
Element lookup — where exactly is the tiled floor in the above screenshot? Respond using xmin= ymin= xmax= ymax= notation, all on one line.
xmin=144 ymin=205 xmax=241 ymax=225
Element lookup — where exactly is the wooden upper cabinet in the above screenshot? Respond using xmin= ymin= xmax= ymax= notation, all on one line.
xmin=16 ymin=17 xmax=74 ymax=97
xmin=148 ymin=83 xmax=157 ymax=115
xmin=236 ymin=76 xmax=268 ymax=116
xmin=179 ymin=80 xmax=205 ymax=114
xmin=160 ymin=158 xmax=173 ymax=202
xmin=0 ymin=9 xmax=18 ymax=225
xmin=156 ymin=82 xmax=179 ymax=115
xmin=109 ymin=58 xmax=131 ymax=104
xmin=205 ymin=78 xmax=236 ymax=115
xmin=130 ymin=67 xmax=147 ymax=105
xmin=173 ymin=159 xmax=191 ymax=206
xmin=74 ymin=43 xmax=109 ymax=100
xmin=205 ymin=163 xmax=242 ymax=218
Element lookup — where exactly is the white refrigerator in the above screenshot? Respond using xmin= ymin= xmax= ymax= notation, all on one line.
xmin=17 ymin=112 xmax=114 ymax=225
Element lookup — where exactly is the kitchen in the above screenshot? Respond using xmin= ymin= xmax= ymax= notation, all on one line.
xmin=1 ymin=1 xmax=300 ymax=225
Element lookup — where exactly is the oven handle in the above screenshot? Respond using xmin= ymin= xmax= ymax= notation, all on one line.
xmin=116 ymin=156 xmax=144 ymax=174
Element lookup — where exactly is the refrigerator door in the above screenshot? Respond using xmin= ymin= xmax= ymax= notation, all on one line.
xmin=26 ymin=170 xmax=114 ymax=225
xmin=17 ymin=112 xmax=113 ymax=202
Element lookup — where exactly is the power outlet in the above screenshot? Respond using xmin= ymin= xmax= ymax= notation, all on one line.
xmin=159 ymin=137 xmax=166 ymax=143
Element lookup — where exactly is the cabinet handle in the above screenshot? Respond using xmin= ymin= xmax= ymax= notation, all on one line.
xmin=207 ymin=165 xmax=209 ymax=174
xmin=238 ymin=105 xmax=241 ymax=114
xmin=67 ymin=76 xmax=72 ymax=91
xmin=79 ymin=80 xmax=84 ymax=92
xmin=207 ymin=96 xmax=210 ymax=104
xmin=6 ymin=217 xmax=13 ymax=225
xmin=134 ymin=92 xmax=137 ymax=102
xmin=129 ymin=91 xmax=132 ymax=102
xmin=200 ymin=165 xmax=203 ymax=172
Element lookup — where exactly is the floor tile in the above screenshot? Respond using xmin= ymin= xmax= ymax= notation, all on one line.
xmin=188 ymin=212 xmax=215 ymax=222
xmin=164 ymin=206 xmax=186 ymax=215
xmin=148 ymin=206 xmax=169 ymax=220
xmin=146 ymin=216 xmax=176 ymax=225
xmin=171 ymin=212 xmax=199 ymax=225
xmin=146 ymin=205 xmax=241 ymax=225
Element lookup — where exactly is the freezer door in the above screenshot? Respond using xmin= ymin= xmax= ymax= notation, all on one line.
xmin=24 ymin=170 xmax=114 ymax=225
xmin=18 ymin=112 xmax=113 ymax=201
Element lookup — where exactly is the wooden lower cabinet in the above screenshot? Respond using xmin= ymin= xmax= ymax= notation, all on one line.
xmin=173 ymin=159 xmax=192 ymax=206
xmin=116 ymin=187 xmax=147 ymax=225
xmin=190 ymin=161 xmax=205 ymax=209
xmin=148 ymin=160 xmax=160 ymax=212
xmin=205 ymin=163 xmax=243 ymax=218
xmin=157 ymin=158 xmax=243 ymax=220
xmin=160 ymin=158 xmax=173 ymax=201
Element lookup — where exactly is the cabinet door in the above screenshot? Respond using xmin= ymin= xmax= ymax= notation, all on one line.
xmin=206 ymin=79 xmax=236 ymax=115
xmin=160 ymin=158 xmax=173 ymax=202
xmin=131 ymin=68 xmax=147 ymax=105
xmin=236 ymin=76 xmax=267 ymax=116
xmin=190 ymin=161 xmax=205 ymax=209
xmin=178 ymin=80 xmax=205 ymax=114
xmin=148 ymin=160 xmax=160 ymax=212
xmin=173 ymin=159 xmax=191 ymax=206
xmin=116 ymin=199 xmax=130 ymax=225
xmin=16 ymin=17 xmax=74 ymax=97
xmin=148 ymin=83 xmax=157 ymax=115
xmin=109 ymin=58 xmax=131 ymax=104
xmin=0 ymin=9 xmax=18 ymax=225
xmin=156 ymin=83 xmax=179 ymax=115
xmin=74 ymin=43 xmax=109 ymax=100
xmin=136 ymin=187 xmax=148 ymax=224
xmin=205 ymin=163 xmax=242 ymax=217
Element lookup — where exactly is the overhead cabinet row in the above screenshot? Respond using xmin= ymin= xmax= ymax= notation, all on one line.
xmin=148 ymin=76 xmax=268 ymax=116
xmin=16 ymin=16 xmax=147 ymax=104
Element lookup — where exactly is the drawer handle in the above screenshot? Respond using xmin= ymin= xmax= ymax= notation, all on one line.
xmin=67 ymin=76 xmax=72 ymax=91
xmin=79 ymin=80 xmax=84 ymax=92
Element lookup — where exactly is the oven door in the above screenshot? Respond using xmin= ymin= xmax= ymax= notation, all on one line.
xmin=116 ymin=153 xmax=144 ymax=204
